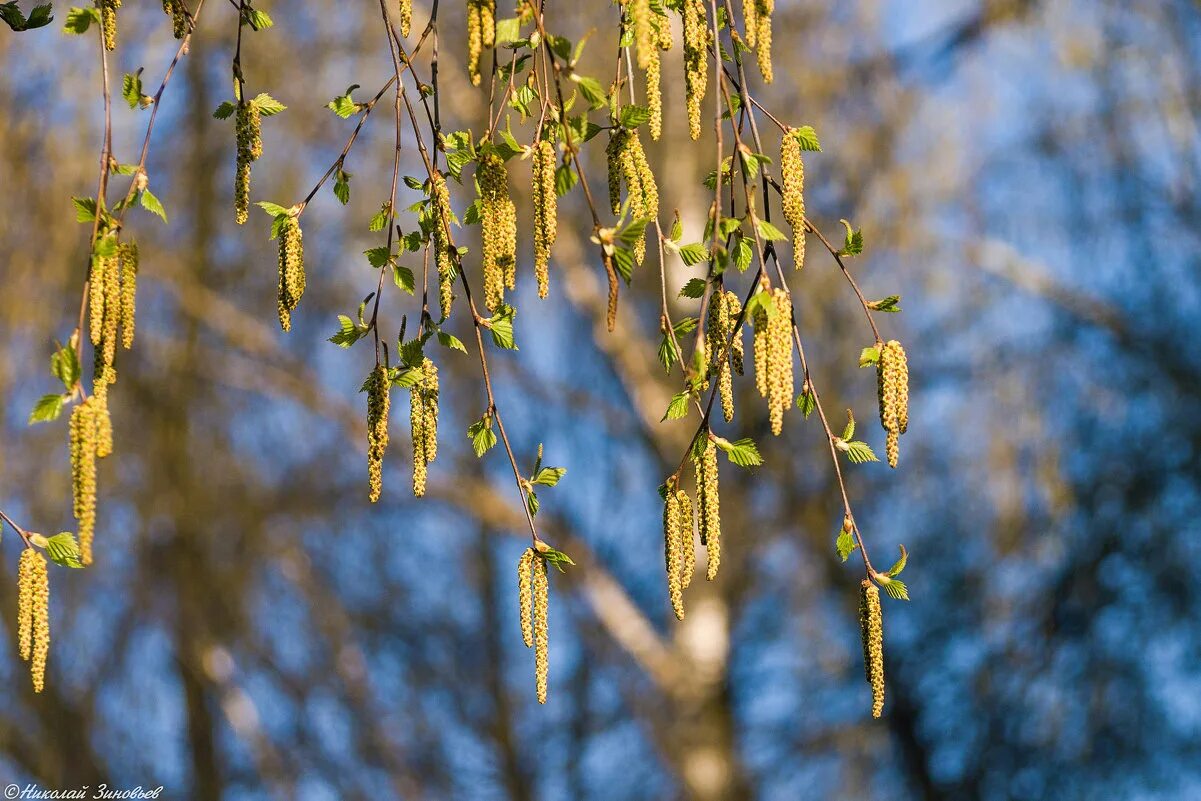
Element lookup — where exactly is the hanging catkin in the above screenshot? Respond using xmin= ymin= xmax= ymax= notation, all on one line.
xmin=532 ymin=552 xmax=549 ymax=703
xmin=18 ymin=548 xmax=50 ymax=693
xmin=677 ymin=489 xmax=694 ymax=590
xmin=726 ymin=291 xmax=745 ymax=376
xmin=70 ymin=399 xmax=98 ymax=565
xmin=663 ymin=484 xmax=685 ymax=620
xmin=780 ymin=130 xmax=806 ymax=269
xmin=367 ymin=364 xmax=390 ymax=503
xmin=693 ymin=436 xmax=721 ymax=580
xmin=234 ymin=100 xmax=262 ymax=225
xmin=99 ymin=0 xmax=120 ymax=50
xmin=163 ymin=0 xmax=189 ymax=38
xmin=399 ymin=0 xmax=411 ymax=37
xmin=859 ymin=580 xmax=885 ymax=718
xmin=277 ymin=216 xmax=306 ymax=332
xmin=683 ymin=0 xmax=708 ymax=141
xmin=876 ymin=340 xmax=909 ymax=468
xmin=119 ymin=242 xmax=138 ymax=349
xmin=531 ymin=139 xmax=558 ymax=298
xmin=605 ymin=129 xmax=658 ymax=263
xmin=478 ymin=152 xmax=516 ymax=311
xmin=707 ymin=289 xmax=735 ymax=423
xmin=429 ymin=173 xmax=456 ymax=320
xmin=89 ymin=250 xmax=112 ymax=347
xmin=466 ymin=0 xmax=495 ymax=86
xmin=754 ymin=0 xmax=773 ymax=83
xmin=767 ymin=287 xmax=794 ymax=436
xmin=518 ymin=548 xmax=536 ymax=648
xmin=410 ymin=358 xmax=439 ymax=498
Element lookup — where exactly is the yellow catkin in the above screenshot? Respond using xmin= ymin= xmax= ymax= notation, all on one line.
xmin=605 ymin=132 xmax=624 ymax=216
xmin=89 ymin=252 xmax=111 ymax=347
xmin=877 ymin=340 xmax=909 ymax=468
xmin=367 ymin=364 xmax=390 ymax=503
xmin=17 ymin=548 xmax=36 ymax=662
xmin=767 ymin=288 xmax=794 ymax=436
xmin=99 ymin=0 xmax=120 ymax=51
xmin=743 ymin=0 xmax=758 ymax=47
xmin=430 ymin=174 xmax=455 ymax=321
xmin=163 ymin=0 xmax=189 ymax=38
xmin=467 ymin=0 xmax=495 ymax=86
xmin=860 ymin=580 xmax=885 ymax=718
xmin=29 ymin=551 xmax=49 ymax=693
xmin=683 ymin=0 xmax=708 ymax=141
xmin=518 ymin=548 xmax=536 ymax=648
xmin=707 ymin=290 xmax=734 ymax=423
xmin=780 ymin=130 xmax=806 ymax=269
xmin=234 ymin=101 xmax=261 ymax=225
xmin=531 ymin=139 xmax=557 ymax=298
xmin=755 ymin=0 xmax=773 ymax=83
xmin=608 ymin=130 xmax=658 ymax=264
xmin=100 ymin=247 xmax=121 ymax=379
xmin=752 ymin=298 xmax=769 ymax=398
xmin=663 ymin=485 xmax=684 ymax=620
xmin=93 ymin=369 xmax=113 ymax=460
xmin=410 ymin=358 xmax=438 ymax=498
xmin=628 ymin=0 xmax=664 ymax=142
xmin=119 ymin=242 xmax=138 ymax=349
xmin=677 ymin=489 xmax=694 ymax=590
xmin=70 ymin=399 xmax=98 ymax=565
xmin=478 ymin=153 xmax=516 ymax=311
xmin=532 ymin=553 xmax=549 ymax=704
xmin=399 ymin=0 xmax=411 ymax=37
xmin=647 ymin=49 xmax=663 ymax=142
xmin=727 ymin=291 xmax=744 ymax=376
xmin=277 ymin=217 xmax=305 ymax=332
xmin=693 ymin=437 xmax=721 ymax=581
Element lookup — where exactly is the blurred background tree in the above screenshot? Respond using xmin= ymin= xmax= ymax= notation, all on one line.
xmin=1 ymin=1 xmax=1200 ymax=799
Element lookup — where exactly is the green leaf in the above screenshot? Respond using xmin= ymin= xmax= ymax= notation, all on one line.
xmin=72 ymin=196 xmax=98 ymax=223
xmin=364 ymin=246 xmax=392 ymax=268
xmin=662 ymin=391 xmax=690 ymax=421
xmin=875 ymin=574 xmax=909 ymax=601
xmin=122 ymin=71 xmax=143 ymax=110
xmin=669 ymin=214 xmax=683 ymax=243
xmin=487 ymin=305 xmax=517 ymax=350
xmin=796 ymin=387 xmax=815 ymax=418
xmin=212 ymin=101 xmax=237 ymax=119
xmin=251 ymin=93 xmax=286 ymax=116
xmin=839 ymin=440 xmax=878 ymax=464
xmin=50 ymin=343 xmax=80 ymax=390
xmin=618 ymin=104 xmax=651 ymax=129
xmin=756 ymin=219 xmax=788 ymax=242
xmin=0 ymin=2 xmax=53 ymax=30
xmin=838 ymin=219 xmax=864 ymax=256
xmin=62 ymin=6 xmax=98 ymax=34
xmin=494 ymin=16 xmax=521 ymax=45
xmin=333 ymin=169 xmax=351 ymax=205
xmin=572 ymin=75 xmax=606 ymax=109
xmin=836 ymin=527 xmax=857 ymax=562
xmin=256 ymin=201 xmax=290 ymax=217
xmin=437 ymin=330 xmax=467 ymax=354
xmin=678 ymin=243 xmax=710 ymax=266
xmin=392 ymin=263 xmax=415 ymax=294
xmin=859 ymin=345 xmax=880 ymax=367
xmin=678 ymin=278 xmax=706 ymax=299
xmin=714 ymin=436 xmax=763 ymax=468
xmin=841 ymin=410 xmax=855 ymax=441
xmin=733 ymin=236 xmax=753 ymax=272
xmin=242 ymin=6 xmax=273 ymax=30
xmin=328 ymin=315 xmax=368 ymax=348
xmin=28 ymin=393 xmax=64 ymax=424
xmin=467 ymin=415 xmax=497 ymax=457
xmin=886 ymin=545 xmax=908 ymax=577
xmin=866 ymin=295 xmax=901 ymax=313
xmin=537 ymin=545 xmax=575 ymax=572
xmin=527 ymin=489 xmax=539 ymax=517
xmin=791 ymin=125 xmax=822 ymax=152
xmin=368 ymin=202 xmax=392 ymax=232
xmin=44 ymin=532 xmax=85 ymax=569
xmin=139 ymin=188 xmax=167 ymax=222
xmin=533 ymin=466 xmax=566 ymax=487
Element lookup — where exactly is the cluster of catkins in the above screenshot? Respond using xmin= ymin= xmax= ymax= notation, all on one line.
xmin=466 ymin=0 xmax=496 ymax=86
xmin=625 ymin=0 xmax=672 ymax=141
xmin=408 ymin=358 xmax=439 ymax=498
xmin=276 ymin=215 xmax=306 ymax=332
xmin=517 ymin=547 xmax=550 ymax=703
xmin=366 ymin=364 xmax=391 ymax=503
xmin=780 ymin=129 xmax=806 ymax=269
xmin=605 ymin=129 xmax=659 ymax=264
xmin=682 ymin=0 xmax=709 ymax=140
xmin=742 ymin=0 xmax=773 ymax=83
xmin=530 ymin=139 xmax=558 ymax=299
xmin=234 ymin=97 xmax=264 ymax=225
xmin=478 ymin=153 xmax=517 ymax=312
xmin=752 ymin=286 xmax=795 ymax=436
xmin=876 ymin=340 xmax=909 ymax=467
xmin=660 ymin=434 xmax=723 ymax=617
xmin=162 ymin=0 xmax=189 ymax=38
xmin=17 ymin=549 xmax=50 ymax=693
xmin=706 ymin=289 xmax=743 ymax=423
xmin=859 ymin=580 xmax=885 ymax=718
xmin=429 ymin=174 xmax=456 ymax=320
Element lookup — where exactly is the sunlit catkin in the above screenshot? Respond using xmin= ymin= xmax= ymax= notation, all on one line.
xmin=606 ymin=129 xmax=658 ymax=263
xmin=683 ymin=0 xmax=708 ymax=141
xmin=70 ymin=399 xmax=98 ymax=565
xmin=92 ymin=370 xmax=113 ymax=460
xmin=707 ymin=290 xmax=735 ymax=423
xmin=693 ymin=437 xmax=721 ymax=581
xmin=276 ymin=216 xmax=305 ymax=332
xmin=99 ymin=0 xmax=120 ymax=51
xmin=430 ymin=173 xmax=455 ymax=320
xmin=466 ymin=0 xmax=495 ymax=86
xmin=767 ymin=288 xmax=794 ymax=435
xmin=478 ymin=153 xmax=516 ymax=311
xmin=99 ymin=248 xmax=121 ymax=379
xmin=662 ymin=484 xmax=685 ymax=620
xmin=726 ymin=291 xmax=745 ymax=376
xmin=18 ymin=549 xmax=50 ymax=693
xmin=531 ymin=139 xmax=558 ymax=298
xmin=89 ymin=252 xmax=112 ymax=347
xmin=119 ymin=242 xmax=138 ymax=349
xmin=780 ymin=130 xmax=806 ymax=269
xmin=677 ymin=489 xmax=694 ymax=590
xmin=410 ymin=358 xmax=439 ymax=498
xmin=234 ymin=101 xmax=262 ymax=225
xmin=754 ymin=0 xmax=773 ymax=83
xmin=163 ymin=0 xmax=188 ymax=38
xmin=629 ymin=0 xmax=663 ymax=141
xmin=860 ymin=580 xmax=885 ymax=718
xmin=876 ymin=340 xmax=909 ymax=468
xmin=518 ymin=547 xmax=536 ymax=648
xmin=532 ymin=552 xmax=549 ymax=704
xmin=399 ymin=0 xmax=411 ymax=37
xmin=366 ymin=364 xmax=390 ymax=504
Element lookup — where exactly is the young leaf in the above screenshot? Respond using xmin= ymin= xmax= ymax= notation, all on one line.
xmin=866 ymin=295 xmax=901 ymax=313
xmin=859 ymin=345 xmax=880 ymax=367
xmin=839 ymin=440 xmax=878 ymax=464
xmin=488 ymin=305 xmax=517 ymax=350
xmin=328 ymin=315 xmax=368 ymax=348
xmin=467 ymin=415 xmax=498 ymax=457
xmin=678 ymin=278 xmax=706 ymax=299
xmin=792 ymin=125 xmax=822 ymax=152
xmin=212 ymin=101 xmax=237 ymax=119
xmin=139 ymin=189 xmax=167 ymax=222
xmin=756 ymin=219 xmax=788 ymax=242
xmin=886 ymin=545 xmax=908 ymax=577
xmin=715 ymin=436 xmax=763 ymax=468
xmin=122 ymin=71 xmax=143 ymax=110
xmin=838 ymin=219 xmax=864 ymax=256
xmin=796 ymin=387 xmax=816 ymax=418
xmin=50 ymin=343 xmax=80 ymax=390
xmin=533 ymin=466 xmax=566 ymax=487
xmin=62 ymin=6 xmax=98 ymax=34
xmin=44 ymin=532 xmax=85 ymax=569
xmin=836 ymin=527 xmax=857 ymax=562
xmin=436 ymin=330 xmax=467 ymax=354
xmin=333 ymin=169 xmax=351 ymax=205
xmin=662 ymin=391 xmax=691 ymax=421
xmin=874 ymin=573 xmax=909 ymax=601
xmin=28 ymin=393 xmax=64 ymax=424
xmin=251 ymin=93 xmax=286 ymax=116
xmin=678 ymin=243 xmax=710 ymax=266
xmin=841 ymin=410 xmax=856 ymax=441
